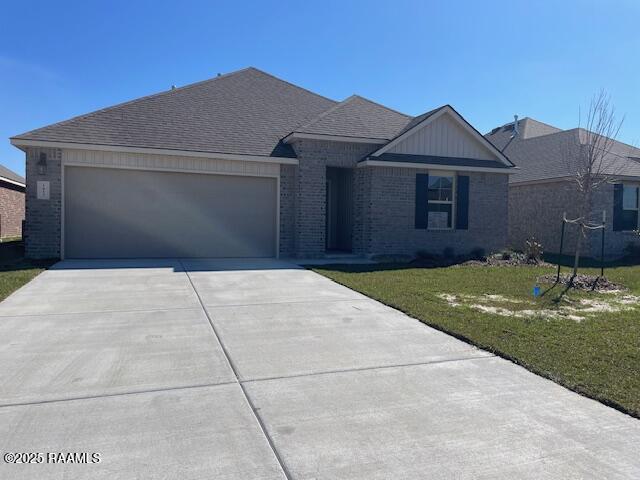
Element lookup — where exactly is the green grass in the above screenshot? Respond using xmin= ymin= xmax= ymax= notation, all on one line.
xmin=0 ymin=236 xmax=23 ymax=243
xmin=314 ymin=261 xmax=640 ymax=418
xmin=0 ymin=240 xmax=54 ymax=302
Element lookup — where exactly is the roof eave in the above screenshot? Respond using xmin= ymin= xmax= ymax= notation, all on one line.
xmin=10 ymin=138 xmax=300 ymax=165
xmin=0 ymin=176 xmax=26 ymax=188
xmin=282 ymin=132 xmax=388 ymax=145
xmin=359 ymin=158 xmax=518 ymax=174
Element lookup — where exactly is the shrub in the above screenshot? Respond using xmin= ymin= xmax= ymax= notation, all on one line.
xmin=499 ymin=249 xmax=513 ymax=261
xmin=470 ymin=247 xmax=485 ymax=260
xmin=524 ymin=237 xmax=544 ymax=264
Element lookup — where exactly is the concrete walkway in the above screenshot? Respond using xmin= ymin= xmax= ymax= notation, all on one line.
xmin=0 ymin=258 xmax=638 ymax=479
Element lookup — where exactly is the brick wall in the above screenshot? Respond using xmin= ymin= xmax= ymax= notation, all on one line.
xmin=509 ymin=181 xmax=582 ymax=254
xmin=24 ymin=147 xmax=62 ymax=259
xmin=363 ymin=167 xmax=508 ymax=257
xmin=0 ymin=182 xmax=25 ymax=238
xmin=509 ymin=181 xmax=640 ymax=259
xmin=291 ymin=139 xmax=378 ymax=258
xmin=279 ymin=164 xmax=296 ymax=257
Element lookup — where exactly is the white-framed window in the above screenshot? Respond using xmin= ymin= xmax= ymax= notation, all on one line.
xmin=427 ymin=173 xmax=456 ymax=230
xmin=622 ymin=184 xmax=640 ymax=231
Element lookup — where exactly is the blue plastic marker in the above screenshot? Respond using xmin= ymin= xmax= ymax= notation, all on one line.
xmin=533 ymin=284 xmax=541 ymax=297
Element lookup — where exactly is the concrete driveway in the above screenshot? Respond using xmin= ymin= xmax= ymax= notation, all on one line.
xmin=0 ymin=258 xmax=638 ymax=479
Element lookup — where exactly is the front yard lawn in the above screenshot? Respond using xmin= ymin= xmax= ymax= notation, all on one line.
xmin=0 ymin=239 xmax=54 ymax=302
xmin=314 ymin=261 xmax=640 ymax=418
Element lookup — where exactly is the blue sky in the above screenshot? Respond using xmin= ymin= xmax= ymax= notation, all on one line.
xmin=2 ymin=0 xmax=639 ymax=176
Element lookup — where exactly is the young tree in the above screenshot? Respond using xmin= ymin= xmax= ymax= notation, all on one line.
xmin=565 ymin=90 xmax=625 ymax=284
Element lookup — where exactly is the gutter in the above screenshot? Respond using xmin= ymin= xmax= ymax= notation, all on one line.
xmin=9 ymin=139 xmax=299 ymax=165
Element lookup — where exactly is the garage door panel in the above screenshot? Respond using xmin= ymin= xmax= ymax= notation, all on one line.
xmin=64 ymin=167 xmax=277 ymax=258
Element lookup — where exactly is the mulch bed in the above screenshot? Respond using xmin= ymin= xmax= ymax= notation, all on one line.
xmin=538 ymin=273 xmax=625 ymax=292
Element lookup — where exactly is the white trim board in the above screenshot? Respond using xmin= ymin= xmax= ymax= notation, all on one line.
xmin=0 ymin=176 xmax=25 ymax=188
xmin=359 ymin=159 xmax=516 ymax=174
xmin=10 ymin=139 xmax=299 ymax=165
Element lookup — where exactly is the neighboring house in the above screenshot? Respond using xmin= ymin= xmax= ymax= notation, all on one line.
xmin=11 ymin=67 xmax=515 ymax=260
xmin=486 ymin=117 xmax=640 ymax=259
xmin=0 ymin=165 xmax=25 ymax=239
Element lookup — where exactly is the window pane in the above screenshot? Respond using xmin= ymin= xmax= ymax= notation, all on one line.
xmin=428 ymin=176 xmax=443 ymax=189
xmin=428 ymin=189 xmax=440 ymax=201
xmin=440 ymin=187 xmax=453 ymax=202
xmin=623 ymin=186 xmax=638 ymax=210
xmin=427 ymin=176 xmax=454 ymax=202
xmin=427 ymin=203 xmax=452 ymax=229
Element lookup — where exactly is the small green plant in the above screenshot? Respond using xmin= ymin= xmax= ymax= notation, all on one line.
xmin=524 ymin=237 xmax=544 ymax=264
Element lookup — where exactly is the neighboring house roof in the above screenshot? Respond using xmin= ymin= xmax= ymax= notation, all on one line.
xmin=12 ymin=67 xmax=337 ymax=158
xmin=0 ymin=164 xmax=25 ymax=187
xmin=488 ymin=117 xmax=562 ymax=148
xmin=486 ymin=118 xmax=640 ymax=184
xmin=290 ymin=95 xmax=411 ymax=140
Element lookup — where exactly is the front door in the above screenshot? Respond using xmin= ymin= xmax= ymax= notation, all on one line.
xmin=325 ymin=167 xmax=353 ymax=252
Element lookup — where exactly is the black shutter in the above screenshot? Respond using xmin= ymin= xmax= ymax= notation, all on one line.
xmin=613 ymin=184 xmax=624 ymax=231
xmin=415 ymin=174 xmax=429 ymax=229
xmin=456 ymin=175 xmax=470 ymax=230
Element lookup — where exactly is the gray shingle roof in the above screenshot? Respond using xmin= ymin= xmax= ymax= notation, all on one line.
xmin=12 ymin=67 xmax=337 ymax=158
xmin=0 ymin=164 xmax=25 ymax=186
xmin=486 ymin=118 xmax=640 ymax=183
xmin=293 ymin=95 xmax=411 ymax=140
xmin=392 ymin=106 xmax=445 ymax=138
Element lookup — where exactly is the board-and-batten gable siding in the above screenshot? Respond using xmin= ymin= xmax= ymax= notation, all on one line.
xmin=62 ymin=149 xmax=281 ymax=177
xmin=387 ymin=113 xmax=497 ymax=161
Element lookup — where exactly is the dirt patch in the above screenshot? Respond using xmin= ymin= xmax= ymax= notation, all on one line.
xmin=538 ymin=273 xmax=625 ymax=292
xmin=437 ymin=291 xmax=640 ymax=322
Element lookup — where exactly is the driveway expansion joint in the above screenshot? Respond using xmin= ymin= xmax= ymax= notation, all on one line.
xmin=0 ymin=305 xmax=200 ymax=318
xmin=240 ymin=353 xmax=497 ymax=384
xmin=178 ymin=259 xmax=293 ymax=480
xmin=0 ymin=381 xmax=238 ymax=409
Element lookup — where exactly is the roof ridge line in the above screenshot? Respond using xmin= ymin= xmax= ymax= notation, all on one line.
xmin=575 ymin=127 xmax=640 ymax=154
xmin=249 ymin=68 xmax=338 ymax=105
xmin=11 ymin=67 xmax=259 ymax=140
xmin=292 ymin=95 xmax=359 ymax=132
xmin=521 ymin=117 xmax=563 ymax=131
xmin=350 ymin=94 xmax=411 ymax=118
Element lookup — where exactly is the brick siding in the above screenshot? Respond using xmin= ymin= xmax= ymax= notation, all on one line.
xmin=0 ymin=181 xmax=25 ymax=238
xmin=363 ymin=167 xmax=508 ymax=257
xmin=509 ymin=180 xmax=640 ymax=259
xmin=24 ymin=147 xmax=62 ymax=259
xmin=291 ymin=139 xmax=378 ymax=258
xmin=23 ymin=142 xmax=511 ymax=260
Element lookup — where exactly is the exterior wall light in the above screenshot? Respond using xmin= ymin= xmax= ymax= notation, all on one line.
xmin=37 ymin=152 xmax=47 ymax=175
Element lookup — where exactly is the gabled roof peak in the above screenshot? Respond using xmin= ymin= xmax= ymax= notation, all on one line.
xmin=290 ymin=93 xmax=411 ymax=140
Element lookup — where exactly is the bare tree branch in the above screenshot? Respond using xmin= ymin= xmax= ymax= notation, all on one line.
xmin=562 ymin=90 xmax=628 ymax=282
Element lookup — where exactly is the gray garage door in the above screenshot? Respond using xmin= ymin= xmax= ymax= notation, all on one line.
xmin=64 ymin=166 xmax=277 ymax=258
